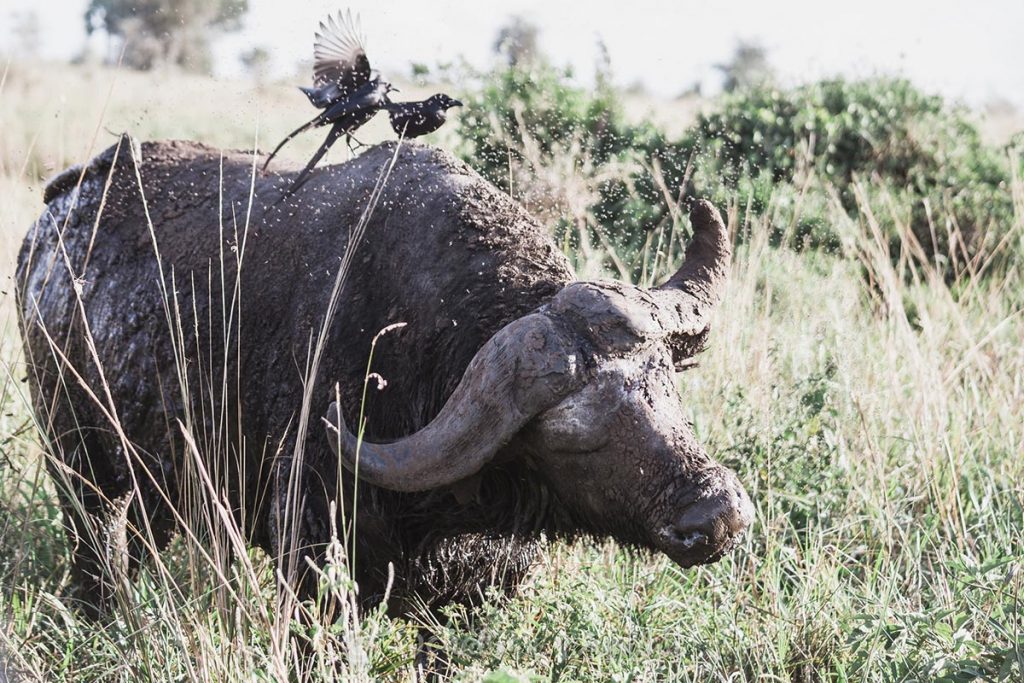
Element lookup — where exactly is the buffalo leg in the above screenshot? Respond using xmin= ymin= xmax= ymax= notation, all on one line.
xmin=41 ymin=396 xmax=178 ymax=617
xmin=44 ymin=421 xmax=125 ymax=617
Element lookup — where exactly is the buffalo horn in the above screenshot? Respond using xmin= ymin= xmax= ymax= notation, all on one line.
xmin=323 ymin=313 xmax=579 ymax=491
xmin=653 ymin=200 xmax=731 ymax=360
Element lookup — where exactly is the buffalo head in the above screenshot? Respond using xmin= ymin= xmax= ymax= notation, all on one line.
xmin=324 ymin=200 xmax=753 ymax=568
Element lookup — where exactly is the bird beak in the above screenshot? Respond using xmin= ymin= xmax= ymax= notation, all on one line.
xmin=450 ymin=99 xmax=464 ymax=108
xmin=390 ymin=86 xmax=401 ymax=93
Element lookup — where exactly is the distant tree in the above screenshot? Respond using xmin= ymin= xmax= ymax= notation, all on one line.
xmin=715 ymin=40 xmax=774 ymax=92
xmin=594 ymin=37 xmax=612 ymax=91
xmin=625 ymin=80 xmax=649 ymax=96
xmin=493 ymin=16 xmax=539 ymax=67
xmin=85 ymin=0 xmax=248 ymax=72
xmin=410 ymin=62 xmax=430 ymax=77
xmin=676 ymin=81 xmax=702 ymax=99
xmin=240 ymin=45 xmax=271 ymax=85
xmin=11 ymin=11 xmax=41 ymax=59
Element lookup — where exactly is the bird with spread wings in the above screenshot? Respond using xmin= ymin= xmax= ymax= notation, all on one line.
xmin=264 ymin=10 xmax=395 ymax=203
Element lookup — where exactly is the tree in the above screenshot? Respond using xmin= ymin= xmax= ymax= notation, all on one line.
xmin=240 ymin=45 xmax=271 ymax=85
xmin=714 ymin=40 xmax=774 ymax=93
xmin=493 ymin=16 xmax=539 ymax=67
xmin=85 ymin=0 xmax=248 ymax=72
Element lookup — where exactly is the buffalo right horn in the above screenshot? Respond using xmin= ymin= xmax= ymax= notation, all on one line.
xmin=323 ymin=313 xmax=581 ymax=492
xmin=652 ymin=200 xmax=731 ymax=361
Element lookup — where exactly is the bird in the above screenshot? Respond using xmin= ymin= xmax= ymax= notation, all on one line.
xmin=263 ymin=10 xmax=394 ymax=202
xmin=385 ymin=94 xmax=464 ymax=139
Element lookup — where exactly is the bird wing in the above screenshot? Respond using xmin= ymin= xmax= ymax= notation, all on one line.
xmin=299 ymin=84 xmax=341 ymax=109
xmin=312 ymin=10 xmax=371 ymax=96
xmin=383 ymin=100 xmax=415 ymax=115
xmin=321 ymin=82 xmax=380 ymax=120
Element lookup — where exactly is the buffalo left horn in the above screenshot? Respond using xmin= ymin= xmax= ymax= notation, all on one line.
xmin=323 ymin=313 xmax=581 ymax=491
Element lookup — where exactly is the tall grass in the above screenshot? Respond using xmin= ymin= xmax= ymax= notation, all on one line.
xmin=0 ymin=61 xmax=1021 ymax=681
xmin=1 ymin=61 xmax=411 ymax=682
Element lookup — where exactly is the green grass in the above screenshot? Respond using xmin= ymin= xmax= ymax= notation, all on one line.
xmin=0 ymin=60 xmax=1022 ymax=681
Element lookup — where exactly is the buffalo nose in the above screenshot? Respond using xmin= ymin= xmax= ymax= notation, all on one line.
xmin=668 ymin=477 xmax=754 ymax=558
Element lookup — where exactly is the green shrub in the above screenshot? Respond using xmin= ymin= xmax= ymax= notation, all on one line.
xmin=455 ymin=60 xmax=694 ymax=273
xmin=455 ymin=65 xmax=1017 ymax=277
xmin=691 ymin=79 xmax=1014 ymax=265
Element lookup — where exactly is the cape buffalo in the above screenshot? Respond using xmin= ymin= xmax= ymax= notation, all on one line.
xmin=16 ymin=136 xmax=753 ymax=618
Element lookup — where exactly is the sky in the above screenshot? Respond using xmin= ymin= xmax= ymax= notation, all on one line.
xmin=3 ymin=0 xmax=1024 ymax=109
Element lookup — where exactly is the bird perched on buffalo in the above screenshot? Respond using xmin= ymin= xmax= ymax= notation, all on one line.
xmin=385 ymin=93 xmax=463 ymax=139
xmin=264 ymin=10 xmax=394 ymax=202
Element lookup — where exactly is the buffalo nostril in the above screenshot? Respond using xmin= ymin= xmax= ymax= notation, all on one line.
xmin=666 ymin=526 xmax=709 ymax=550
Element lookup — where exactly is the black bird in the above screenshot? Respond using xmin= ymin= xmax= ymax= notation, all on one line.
xmin=385 ymin=94 xmax=463 ymax=139
xmin=264 ymin=11 xmax=393 ymax=201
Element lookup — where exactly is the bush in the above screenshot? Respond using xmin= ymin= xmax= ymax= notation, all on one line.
xmin=456 ymin=61 xmax=656 ymax=183
xmin=455 ymin=60 xmax=694 ymax=275
xmin=692 ymin=79 xmax=1014 ymax=265
xmin=455 ymin=65 xmax=1017 ymax=278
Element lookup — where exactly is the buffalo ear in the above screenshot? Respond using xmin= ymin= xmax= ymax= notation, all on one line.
xmin=674 ymin=357 xmax=701 ymax=373
xmin=669 ymin=326 xmax=710 ymax=370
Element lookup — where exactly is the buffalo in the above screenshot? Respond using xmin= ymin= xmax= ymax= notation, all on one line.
xmin=16 ymin=136 xmax=753 ymax=620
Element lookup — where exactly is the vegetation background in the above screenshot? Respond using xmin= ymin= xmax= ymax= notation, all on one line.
xmin=0 ymin=6 xmax=1022 ymax=682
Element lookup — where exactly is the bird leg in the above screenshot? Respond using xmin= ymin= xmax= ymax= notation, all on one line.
xmin=345 ymin=134 xmax=367 ymax=152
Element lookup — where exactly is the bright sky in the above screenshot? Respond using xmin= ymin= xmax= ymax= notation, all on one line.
xmin=3 ymin=0 xmax=1023 ymax=108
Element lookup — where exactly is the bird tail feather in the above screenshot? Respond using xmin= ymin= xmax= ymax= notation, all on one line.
xmin=262 ymin=115 xmax=321 ymax=172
